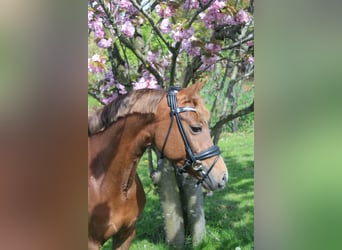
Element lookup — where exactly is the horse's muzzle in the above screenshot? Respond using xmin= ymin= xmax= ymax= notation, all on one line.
xmin=195 ymin=163 xmax=228 ymax=191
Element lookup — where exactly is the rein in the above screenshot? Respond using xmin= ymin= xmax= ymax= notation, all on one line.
xmin=158 ymin=86 xmax=221 ymax=187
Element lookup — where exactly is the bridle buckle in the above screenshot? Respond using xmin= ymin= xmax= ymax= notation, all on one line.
xmin=192 ymin=160 xmax=203 ymax=171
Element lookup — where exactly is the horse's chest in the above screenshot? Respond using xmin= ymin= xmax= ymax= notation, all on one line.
xmin=89 ymin=181 xmax=145 ymax=242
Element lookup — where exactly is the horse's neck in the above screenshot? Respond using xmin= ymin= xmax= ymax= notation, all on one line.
xmin=89 ymin=115 xmax=154 ymax=195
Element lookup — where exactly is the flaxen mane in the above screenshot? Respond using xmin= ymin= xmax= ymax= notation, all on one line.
xmin=88 ymin=89 xmax=165 ymax=136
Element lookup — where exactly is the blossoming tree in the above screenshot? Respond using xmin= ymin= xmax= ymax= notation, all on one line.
xmin=88 ymin=0 xmax=254 ymax=247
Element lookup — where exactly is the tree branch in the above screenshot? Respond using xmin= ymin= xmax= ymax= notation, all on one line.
xmin=219 ymin=49 xmax=235 ymax=89
xmin=182 ymin=55 xmax=202 ymax=87
xmin=187 ymin=0 xmax=216 ymax=27
xmin=230 ymin=68 xmax=254 ymax=85
xmin=211 ymin=100 xmax=254 ymax=133
xmin=97 ymin=0 xmax=164 ymax=85
xmin=129 ymin=0 xmax=173 ymax=52
xmin=221 ymin=33 xmax=253 ymax=51
xmin=120 ymin=36 xmax=164 ymax=85
xmin=169 ymin=42 xmax=181 ymax=86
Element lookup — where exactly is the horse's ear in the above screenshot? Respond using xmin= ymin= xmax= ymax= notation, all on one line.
xmin=194 ymin=79 xmax=206 ymax=91
xmin=178 ymin=80 xmax=206 ymax=103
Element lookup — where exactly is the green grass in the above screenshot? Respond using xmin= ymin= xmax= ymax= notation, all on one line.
xmin=88 ymin=95 xmax=101 ymax=109
xmin=202 ymin=132 xmax=254 ymax=250
xmin=100 ymin=131 xmax=254 ymax=250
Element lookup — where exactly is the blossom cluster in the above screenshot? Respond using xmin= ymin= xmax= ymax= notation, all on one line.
xmin=171 ymin=25 xmax=194 ymax=42
xmin=133 ymin=70 xmax=161 ymax=90
xmin=88 ymin=0 xmax=254 ymax=103
xmin=88 ymin=0 xmax=139 ymax=42
xmin=156 ymin=1 xmax=252 ymax=70
xmin=199 ymin=1 xmax=252 ymax=28
xmin=88 ymin=5 xmax=113 ymax=49
xmin=155 ymin=3 xmax=176 ymax=18
xmin=88 ymin=54 xmax=106 ymax=73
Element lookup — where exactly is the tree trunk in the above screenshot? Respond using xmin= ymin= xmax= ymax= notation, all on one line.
xmin=227 ymin=64 xmax=238 ymax=133
xmin=151 ymin=158 xmax=185 ymax=248
xmin=211 ymin=101 xmax=254 ymax=143
xmin=177 ymin=173 xmax=206 ymax=247
xmin=212 ymin=126 xmax=223 ymax=146
xmin=150 ymin=153 xmax=206 ymax=248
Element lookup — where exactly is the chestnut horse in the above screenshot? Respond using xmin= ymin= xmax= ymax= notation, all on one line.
xmin=88 ymin=82 xmax=228 ymax=249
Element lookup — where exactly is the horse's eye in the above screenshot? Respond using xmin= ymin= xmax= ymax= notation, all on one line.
xmin=190 ymin=126 xmax=202 ymax=133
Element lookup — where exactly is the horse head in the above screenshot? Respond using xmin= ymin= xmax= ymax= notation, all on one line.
xmin=154 ymin=82 xmax=228 ymax=190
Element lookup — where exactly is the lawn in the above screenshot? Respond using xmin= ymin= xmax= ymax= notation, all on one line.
xmin=101 ymin=131 xmax=254 ymax=250
xmin=88 ymin=95 xmax=101 ymax=109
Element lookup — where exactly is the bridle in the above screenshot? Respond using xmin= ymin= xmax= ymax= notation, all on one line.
xmin=158 ymin=86 xmax=222 ymax=187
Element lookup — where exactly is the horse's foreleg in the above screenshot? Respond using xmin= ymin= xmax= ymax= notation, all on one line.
xmin=111 ymin=227 xmax=136 ymax=250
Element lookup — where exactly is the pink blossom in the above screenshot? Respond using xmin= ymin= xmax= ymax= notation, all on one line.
xmin=199 ymin=11 xmax=223 ymax=29
xmin=92 ymin=18 xmax=105 ymax=38
xmin=199 ymin=0 xmax=226 ymax=29
xmin=199 ymin=12 xmax=211 ymax=28
xmin=102 ymin=93 xmax=119 ymax=105
xmin=200 ymin=0 xmax=210 ymax=4
xmin=136 ymin=16 xmax=145 ymax=25
xmin=247 ymin=40 xmax=254 ymax=47
xmin=182 ymin=26 xmax=194 ymax=40
xmin=88 ymin=9 xmax=94 ymax=25
xmin=163 ymin=6 xmax=176 ymax=17
xmin=121 ymin=20 xmax=135 ymax=38
xmin=205 ymin=43 xmax=221 ymax=54
xmin=115 ymin=2 xmax=136 ymax=20
xmin=94 ymin=4 xmax=104 ymax=14
xmin=171 ymin=25 xmax=194 ymax=42
xmin=235 ymin=9 xmax=251 ymax=24
xmin=181 ymin=40 xmax=191 ymax=51
xmin=199 ymin=12 xmax=206 ymax=20
xmin=100 ymin=83 xmax=109 ymax=92
xmin=155 ymin=4 xmax=162 ymax=16
xmin=170 ymin=26 xmax=183 ymax=42
xmin=224 ymin=15 xmax=238 ymax=25
xmin=120 ymin=1 xmax=138 ymax=16
xmin=133 ymin=70 xmax=161 ymax=90
xmin=88 ymin=62 xmax=105 ymax=74
xmin=91 ymin=54 xmax=105 ymax=63
xmin=97 ymin=38 xmax=112 ymax=48
xmin=201 ymin=55 xmax=217 ymax=65
xmin=248 ymin=56 xmax=254 ymax=64
xmin=88 ymin=54 xmax=107 ymax=74
xmin=155 ymin=4 xmax=176 ymax=18
xmin=200 ymin=54 xmax=218 ymax=69
xmin=199 ymin=0 xmax=227 ymax=28
xmin=181 ymin=39 xmax=201 ymax=56
xmin=88 ymin=58 xmax=93 ymax=72
xmin=212 ymin=0 xmax=225 ymax=10
xmin=183 ymin=0 xmax=199 ymax=10
xmin=116 ymin=83 xmax=127 ymax=94
xmin=104 ymin=70 xmax=115 ymax=86
xmin=147 ymin=51 xmax=159 ymax=64
xmin=119 ymin=0 xmax=132 ymax=9
xmin=160 ymin=19 xmax=172 ymax=34
xmin=99 ymin=70 xmax=128 ymax=103
xmin=161 ymin=54 xmax=172 ymax=67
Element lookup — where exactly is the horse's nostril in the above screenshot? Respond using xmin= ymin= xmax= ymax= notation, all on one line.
xmin=217 ymin=173 xmax=228 ymax=189
xmin=222 ymin=173 xmax=228 ymax=183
